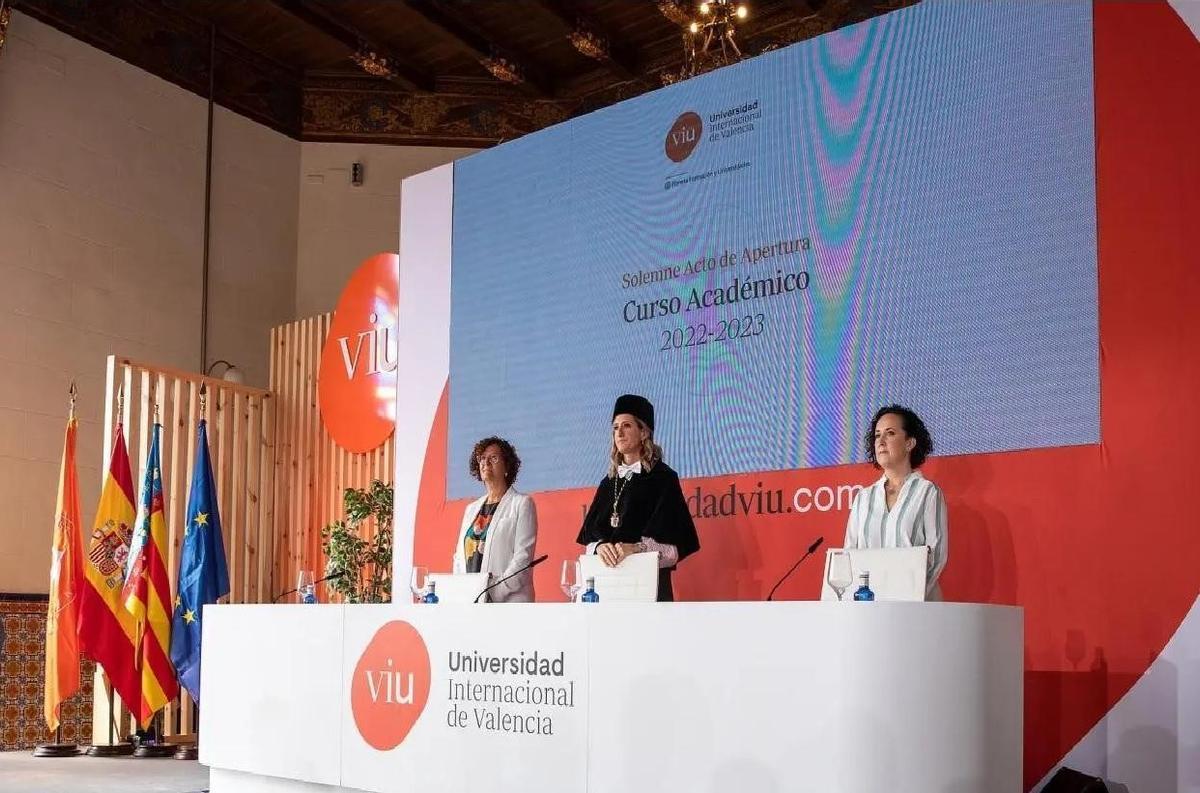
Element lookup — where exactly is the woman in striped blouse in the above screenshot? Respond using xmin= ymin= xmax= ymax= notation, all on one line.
xmin=843 ymin=405 xmax=948 ymax=599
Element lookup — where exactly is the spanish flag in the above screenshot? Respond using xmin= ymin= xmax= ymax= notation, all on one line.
xmin=44 ymin=411 xmax=83 ymax=731
xmin=77 ymin=423 xmax=140 ymax=715
xmin=120 ymin=423 xmax=179 ymax=727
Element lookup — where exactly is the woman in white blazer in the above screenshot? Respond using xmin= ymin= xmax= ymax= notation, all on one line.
xmin=453 ymin=437 xmax=538 ymax=602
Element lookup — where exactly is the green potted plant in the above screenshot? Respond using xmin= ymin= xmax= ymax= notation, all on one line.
xmin=320 ymin=479 xmax=393 ymax=603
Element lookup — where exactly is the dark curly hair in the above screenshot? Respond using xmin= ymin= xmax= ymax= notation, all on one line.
xmin=468 ymin=436 xmax=521 ymax=487
xmin=864 ymin=404 xmax=933 ymax=469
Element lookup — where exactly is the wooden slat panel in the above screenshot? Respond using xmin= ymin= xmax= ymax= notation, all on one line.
xmin=245 ymin=396 xmax=262 ymax=605
xmin=304 ymin=318 xmax=321 ymax=583
xmin=118 ymin=363 xmax=135 ymax=736
xmin=218 ymin=388 xmax=233 ymax=598
xmin=268 ymin=326 xmax=284 ymax=597
xmin=159 ymin=372 xmax=179 ymax=736
xmin=261 ymin=392 xmax=277 ymax=600
xmin=264 ymin=327 xmax=282 ymax=602
xmin=263 ymin=313 xmax=397 ymax=605
xmin=282 ymin=320 xmax=299 ymax=594
xmin=295 ymin=319 xmax=310 ymax=586
xmin=302 ymin=318 xmax=315 ymax=582
xmin=229 ymin=391 xmax=246 ymax=603
xmin=180 ymin=379 xmax=199 ymax=736
xmin=91 ymin=356 xmax=278 ymax=742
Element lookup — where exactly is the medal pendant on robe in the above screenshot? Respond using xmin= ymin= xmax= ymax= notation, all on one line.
xmin=610 ymin=513 xmax=620 ymax=528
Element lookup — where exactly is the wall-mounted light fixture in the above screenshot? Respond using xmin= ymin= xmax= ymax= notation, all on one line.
xmin=206 ymin=360 xmax=244 ymax=384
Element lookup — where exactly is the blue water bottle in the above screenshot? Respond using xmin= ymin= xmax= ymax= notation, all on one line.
xmin=853 ymin=572 xmax=875 ymax=602
xmin=580 ymin=577 xmax=600 ymax=603
xmin=423 ymin=581 xmax=439 ymax=604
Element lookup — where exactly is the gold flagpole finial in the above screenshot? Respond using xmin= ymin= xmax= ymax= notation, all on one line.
xmin=154 ymin=401 xmax=161 ymax=424
xmin=116 ymin=384 xmax=125 ymax=420
xmin=68 ymin=380 xmax=78 ymax=418
xmin=199 ymin=383 xmax=208 ymax=417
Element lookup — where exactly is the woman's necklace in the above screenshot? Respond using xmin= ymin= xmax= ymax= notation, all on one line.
xmin=610 ymin=474 xmax=632 ymax=528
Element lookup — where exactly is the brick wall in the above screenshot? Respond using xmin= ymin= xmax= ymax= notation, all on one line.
xmin=0 ymin=10 xmax=299 ymax=595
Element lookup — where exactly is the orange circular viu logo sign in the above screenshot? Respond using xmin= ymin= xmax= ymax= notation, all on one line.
xmin=318 ymin=253 xmax=399 ymax=453
xmin=351 ymin=620 xmax=432 ymax=751
xmin=665 ymin=111 xmax=703 ymax=163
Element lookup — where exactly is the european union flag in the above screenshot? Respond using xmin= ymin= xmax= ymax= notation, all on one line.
xmin=169 ymin=417 xmax=229 ymax=702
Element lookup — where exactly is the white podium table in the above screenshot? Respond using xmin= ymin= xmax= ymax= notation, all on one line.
xmin=200 ymin=602 xmax=1022 ymax=793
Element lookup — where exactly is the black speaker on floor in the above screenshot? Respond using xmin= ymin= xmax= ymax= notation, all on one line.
xmin=1042 ymin=766 xmax=1107 ymax=793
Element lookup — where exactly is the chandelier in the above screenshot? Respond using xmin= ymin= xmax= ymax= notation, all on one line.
xmin=662 ymin=1 xmax=749 ymax=86
xmin=350 ymin=45 xmax=395 ymax=79
xmin=568 ymin=26 xmax=608 ymax=61
xmin=480 ymin=52 xmax=524 ymax=85
xmin=656 ymin=0 xmax=692 ymax=27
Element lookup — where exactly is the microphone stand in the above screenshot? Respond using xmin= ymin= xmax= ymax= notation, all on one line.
xmin=272 ymin=571 xmax=343 ymax=603
xmin=474 ymin=555 xmax=549 ymax=603
xmin=766 ymin=537 xmax=825 ymax=601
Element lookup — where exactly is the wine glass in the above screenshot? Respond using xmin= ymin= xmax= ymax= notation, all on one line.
xmin=826 ymin=551 xmax=853 ymax=601
xmin=409 ymin=566 xmax=429 ymax=603
xmin=296 ymin=570 xmax=316 ymax=604
xmin=560 ymin=559 xmax=581 ymax=602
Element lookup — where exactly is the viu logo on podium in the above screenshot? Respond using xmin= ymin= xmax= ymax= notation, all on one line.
xmin=364 ymin=657 xmax=416 ymax=705
xmin=351 ymin=620 xmax=431 ymax=750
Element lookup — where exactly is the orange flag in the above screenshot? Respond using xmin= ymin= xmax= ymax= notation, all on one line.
xmin=77 ymin=423 xmax=140 ymax=714
xmin=44 ymin=410 xmax=83 ymax=731
xmin=120 ymin=423 xmax=179 ymax=726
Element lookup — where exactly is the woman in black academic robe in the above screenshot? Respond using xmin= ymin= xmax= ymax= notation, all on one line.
xmin=575 ymin=394 xmax=700 ymax=601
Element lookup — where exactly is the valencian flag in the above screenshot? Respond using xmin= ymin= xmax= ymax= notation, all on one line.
xmin=44 ymin=409 xmax=83 ymax=731
xmin=170 ymin=416 xmax=229 ymax=702
xmin=77 ymin=423 xmax=140 ymax=712
xmin=120 ymin=423 xmax=179 ymax=726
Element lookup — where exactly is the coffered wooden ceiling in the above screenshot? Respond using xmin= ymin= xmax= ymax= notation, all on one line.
xmin=12 ymin=0 xmax=914 ymax=147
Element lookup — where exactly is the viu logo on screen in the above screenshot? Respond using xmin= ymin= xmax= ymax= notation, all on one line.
xmin=665 ymin=111 xmax=703 ymax=162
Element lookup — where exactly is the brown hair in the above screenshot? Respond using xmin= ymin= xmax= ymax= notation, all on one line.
xmin=864 ymin=404 xmax=934 ymax=469
xmin=468 ymin=437 xmax=521 ymax=487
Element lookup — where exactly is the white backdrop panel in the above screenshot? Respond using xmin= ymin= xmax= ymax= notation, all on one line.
xmin=200 ymin=605 xmax=346 ymax=786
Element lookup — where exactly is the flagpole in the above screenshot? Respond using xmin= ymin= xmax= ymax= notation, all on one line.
xmin=173 ymin=710 xmax=199 ymax=761
xmin=85 ymin=675 xmax=133 ymax=756
xmin=84 ymin=385 xmax=136 ymax=757
xmin=33 ymin=725 xmax=78 ymax=758
xmin=183 ymin=386 xmax=204 ymax=763
xmin=173 ymin=387 xmax=207 ymax=762
xmin=133 ymin=710 xmax=176 ymax=758
xmin=127 ymin=400 xmax=177 ymax=759
xmin=35 ymin=383 xmax=83 ymax=758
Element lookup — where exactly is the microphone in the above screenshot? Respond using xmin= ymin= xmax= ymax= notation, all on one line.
xmin=272 ymin=570 xmax=346 ymax=603
xmin=765 ymin=536 xmax=825 ymax=602
xmin=474 ymin=554 xmax=549 ymax=603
